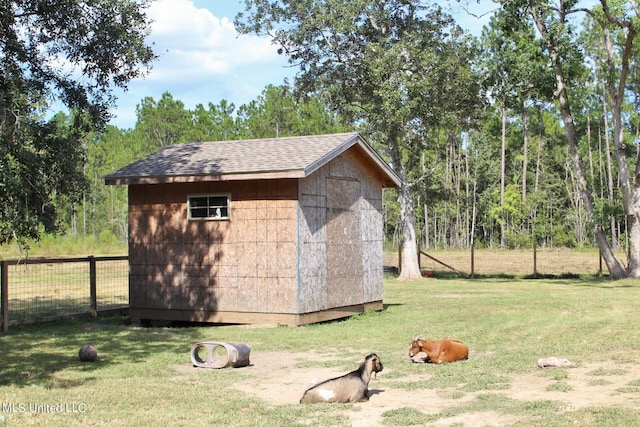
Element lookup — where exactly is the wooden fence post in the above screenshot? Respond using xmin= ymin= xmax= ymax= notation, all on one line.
xmin=89 ymin=256 xmax=97 ymax=318
xmin=598 ymin=250 xmax=603 ymax=277
xmin=1 ymin=260 xmax=8 ymax=333
xmin=533 ymin=240 xmax=538 ymax=278
xmin=470 ymin=244 xmax=475 ymax=279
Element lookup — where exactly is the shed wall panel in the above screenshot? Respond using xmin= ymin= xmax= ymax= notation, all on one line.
xmin=326 ymin=177 xmax=363 ymax=307
xmin=297 ymin=149 xmax=385 ymax=314
xmin=126 ymin=143 xmax=387 ymax=324
xmin=129 ymin=179 xmax=299 ymax=317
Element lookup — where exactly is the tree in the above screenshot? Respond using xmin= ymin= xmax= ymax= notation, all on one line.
xmin=237 ymin=84 xmax=348 ymax=138
xmin=86 ymin=125 xmax=144 ymax=240
xmin=191 ymin=100 xmax=239 ymax=141
xmin=133 ymin=92 xmax=193 ymax=150
xmin=0 ymin=0 xmax=156 ymax=245
xmin=480 ymin=8 xmax=556 ymax=247
xmin=236 ymin=0 xmax=482 ymax=279
xmin=502 ymin=0 xmax=638 ymax=277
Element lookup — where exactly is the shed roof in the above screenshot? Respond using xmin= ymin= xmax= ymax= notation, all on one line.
xmin=104 ymin=132 xmax=400 ymax=187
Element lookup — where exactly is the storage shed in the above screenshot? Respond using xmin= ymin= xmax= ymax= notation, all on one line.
xmin=105 ymin=132 xmax=400 ymax=326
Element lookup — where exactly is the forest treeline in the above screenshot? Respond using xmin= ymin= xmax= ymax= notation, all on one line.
xmin=4 ymin=0 xmax=640 ymax=262
xmin=63 ymin=62 xmax=632 ymax=252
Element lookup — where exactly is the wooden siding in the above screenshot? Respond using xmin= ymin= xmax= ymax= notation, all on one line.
xmin=128 ymin=179 xmax=299 ymax=318
xmin=127 ymin=148 xmax=385 ymax=325
xmin=298 ymin=149 xmax=385 ymax=314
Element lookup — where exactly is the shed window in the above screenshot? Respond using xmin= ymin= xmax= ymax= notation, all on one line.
xmin=188 ymin=194 xmax=231 ymax=220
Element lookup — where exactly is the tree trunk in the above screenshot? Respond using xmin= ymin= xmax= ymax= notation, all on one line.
xmin=397 ymin=182 xmax=422 ymax=279
xmin=421 ymin=150 xmax=430 ymax=250
xmin=601 ymin=80 xmax=618 ymax=248
xmin=522 ymin=103 xmax=529 ymax=203
xmin=465 ymin=143 xmax=471 ymax=248
xmin=530 ymin=4 xmax=626 ymax=278
xmin=598 ymin=6 xmax=640 ymax=276
xmin=535 ymin=117 xmax=542 ymax=193
xmin=470 ymin=148 xmax=478 ymax=248
xmin=387 ymin=134 xmax=422 ymax=280
xmin=611 ymin=92 xmax=640 ymax=276
xmin=454 ymin=134 xmax=462 ymax=247
xmin=500 ymin=105 xmax=507 ymax=247
xmin=532 ymin=120 xmax=542 ymax=243
xmin=424 ymin=202 xmax=430 ymax=250
xmin=72 ymin=202 xmax=77 ymax=236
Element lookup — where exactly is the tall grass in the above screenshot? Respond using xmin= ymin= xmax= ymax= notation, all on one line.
xmin=2 ymin=276 xmax=640 ymax=425
xmin=0 ymin=233 xmax=127 ymax=259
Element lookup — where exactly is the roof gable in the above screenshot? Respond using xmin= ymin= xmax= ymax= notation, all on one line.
xmin=104 ymin=132 xmax=400 ymax=188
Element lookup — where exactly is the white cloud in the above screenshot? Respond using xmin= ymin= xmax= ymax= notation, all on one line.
xmin=109 ymin=0 xmax=494 ymax=129
xmin=110 ymin=0 xmax=295 ymax=128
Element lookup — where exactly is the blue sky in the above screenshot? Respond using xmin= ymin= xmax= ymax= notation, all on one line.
xmin=109 ymin=0 xmax=497 ymax=129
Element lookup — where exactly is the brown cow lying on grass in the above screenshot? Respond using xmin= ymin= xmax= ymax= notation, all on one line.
xmin=409 ymin=336 xmax=469 ymax=364
xmin=299 ymin=353 xmax=383 ymax=403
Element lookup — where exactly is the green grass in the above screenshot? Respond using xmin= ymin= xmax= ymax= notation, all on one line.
xmin=0 ymin=233 xmax=127 ymax=259
xmin=2 ymin=276 xmax=640 ymax=426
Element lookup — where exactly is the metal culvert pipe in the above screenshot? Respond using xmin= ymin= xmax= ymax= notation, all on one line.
xmin=190 ymin=342 xmax=252 ymax=368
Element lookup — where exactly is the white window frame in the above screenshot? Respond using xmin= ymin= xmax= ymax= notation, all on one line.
xmin=187 ymin=193 xmax=231 ymax=221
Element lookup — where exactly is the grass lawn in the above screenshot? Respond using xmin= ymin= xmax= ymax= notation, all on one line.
xmin=2 ymin=275 xmax=640 ymax=426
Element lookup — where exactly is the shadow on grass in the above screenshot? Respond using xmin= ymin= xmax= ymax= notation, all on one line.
xmin=561 ymin=277 xmax=640 ymax=289
xmin=383 ymin=303 xmax=403 ymax=309
xmin=0 ymin=314 xmax=196 ymax=388
xmin=417 ymin=271 xmax=620 ymax=283
xmin=385 ymin=270 xmax=640 ymax=291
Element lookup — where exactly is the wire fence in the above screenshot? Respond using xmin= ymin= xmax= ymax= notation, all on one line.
xmin=384 ymin=247 xmax=616 ymax=278
xmin=1 ymin=255 xmax=128 ymax=332
xmin=0 ymin=248 xmax=616 ymax=332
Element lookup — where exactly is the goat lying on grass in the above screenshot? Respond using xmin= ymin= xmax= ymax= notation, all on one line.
xmin=409 ymin=336 xmax=469 ymax=364
xmin=299 ymin=353 xmax=383 ymax=403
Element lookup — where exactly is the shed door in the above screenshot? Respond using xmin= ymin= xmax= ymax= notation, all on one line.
xmin=326 ymin=177 xmax=363 ymax=307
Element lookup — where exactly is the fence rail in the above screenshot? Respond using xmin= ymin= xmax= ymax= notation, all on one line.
xmin=384 ymin=247 xmax=614 ymax=278
xmin=1 ymin=255 xmax=128 ymax=332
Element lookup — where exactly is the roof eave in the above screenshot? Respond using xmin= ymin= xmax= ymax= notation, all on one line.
xmin=104 ymin=132 xmax=401 ymax=188
xmin=104 ymin=170 xmax=307 ymax=186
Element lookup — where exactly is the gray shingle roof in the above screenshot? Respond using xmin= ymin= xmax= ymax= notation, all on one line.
xmin=105 ymin=132 xmax=400 ymax=187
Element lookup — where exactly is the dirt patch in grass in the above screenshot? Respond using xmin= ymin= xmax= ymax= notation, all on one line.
xmin=215 ymin=350 xmax=640 ymax=426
